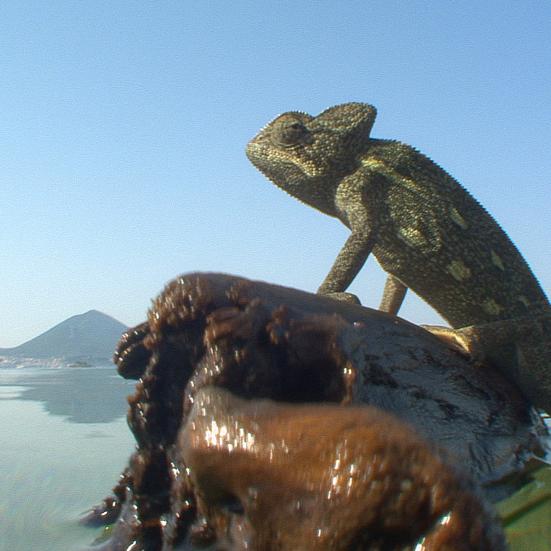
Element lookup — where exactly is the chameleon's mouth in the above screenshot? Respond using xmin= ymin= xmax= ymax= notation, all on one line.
xmin=247 ymin=137 xmax=323 ymax=182
xmin=246 ymin=145 xmax=314 ymax=190
xmin=245 ymin=141 xmax=272 ymax=177
xmin=245 ymin=139 xmax=262 ymax=163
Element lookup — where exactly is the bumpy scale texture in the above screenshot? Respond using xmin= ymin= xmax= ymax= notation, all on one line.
xmin=247 ymin=102 xmax=551 ymax=412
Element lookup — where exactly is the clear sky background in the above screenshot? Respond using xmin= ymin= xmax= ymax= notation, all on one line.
xmin=1 ymin=1 xmax=550 ymax=347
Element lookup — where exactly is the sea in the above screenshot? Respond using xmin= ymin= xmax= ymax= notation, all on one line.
xmin=0 ymin=365 xmax=136 ymax=551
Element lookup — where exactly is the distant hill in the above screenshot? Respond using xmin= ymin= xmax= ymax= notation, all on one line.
xmin=0 ymin=310 xmax=128 ymax=365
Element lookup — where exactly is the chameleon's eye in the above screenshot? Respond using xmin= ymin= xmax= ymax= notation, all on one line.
xmin=273 ymin=119 xmax=312 ymax=147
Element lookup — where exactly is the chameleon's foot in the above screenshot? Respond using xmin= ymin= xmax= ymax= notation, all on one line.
xmin=421 ymin=325 xmax=483 ymax=361
xmin=321 ymin=291 xmax=362 ymax=305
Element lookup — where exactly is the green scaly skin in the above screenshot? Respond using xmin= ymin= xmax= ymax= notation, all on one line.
xmin=246 ymin=102 xmax=551 ymax=413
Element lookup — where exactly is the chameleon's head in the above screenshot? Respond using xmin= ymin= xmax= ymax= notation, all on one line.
xmin=246 ymin=103 xmax=377 ymax=202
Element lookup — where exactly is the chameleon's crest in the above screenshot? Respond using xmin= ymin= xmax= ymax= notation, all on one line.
xmin=316 ymin=102 xmax=377 ymax=138
xmin=246 ymin=103 xmax=378 ymax=215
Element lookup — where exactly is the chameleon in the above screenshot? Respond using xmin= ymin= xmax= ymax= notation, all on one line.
xmin=246 ymin=102 xmax=551 ymax=413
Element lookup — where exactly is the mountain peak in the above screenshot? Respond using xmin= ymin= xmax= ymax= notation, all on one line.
xmin=0 ymin=310 xmax=128 ymax=363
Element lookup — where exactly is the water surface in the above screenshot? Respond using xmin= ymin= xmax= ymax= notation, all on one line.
xmin=0 ymin=366 xmax=135 ymax=551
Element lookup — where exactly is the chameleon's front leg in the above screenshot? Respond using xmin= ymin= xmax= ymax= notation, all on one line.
xmin=318 ymin=176 xmax=381 ymax=305
xmin=317 ymin=228 xmax=377 ymax=304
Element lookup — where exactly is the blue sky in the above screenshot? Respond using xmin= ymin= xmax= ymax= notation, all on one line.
xmin=2 ymin=1 xmax=550 ymax=347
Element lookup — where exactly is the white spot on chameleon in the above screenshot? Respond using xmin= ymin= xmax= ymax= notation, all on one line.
xmin=361 ymin=158 xmax=423 ymax=193
xmin=517 ymin=295 xmax=530 ymax=308
xmin=450 ymin=207 xmax=468 ymax=230
xmin=397 ymin=226 xmax=427 ymax=248
xmin=482 ymin=298 xmax=503 ymax=316
xmin=491 ymin=250 xmax=505 ymax=271
xmin=447 ymin=260 xmax=471 ymax=281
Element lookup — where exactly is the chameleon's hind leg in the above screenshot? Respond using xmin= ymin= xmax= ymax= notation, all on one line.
xmin=423 ymin=315 xmax=551 ymax=413
xmin=379 ymin=275 xmax=408 ymax=315
xmin=421 ymin=325 xmax=481 ymax=359
xmin=422 ymin=316 xmax=543 ymax=360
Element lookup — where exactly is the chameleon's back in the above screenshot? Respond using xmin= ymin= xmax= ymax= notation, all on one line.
xmin=363 ymin=139 xmax=550 ymax=328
